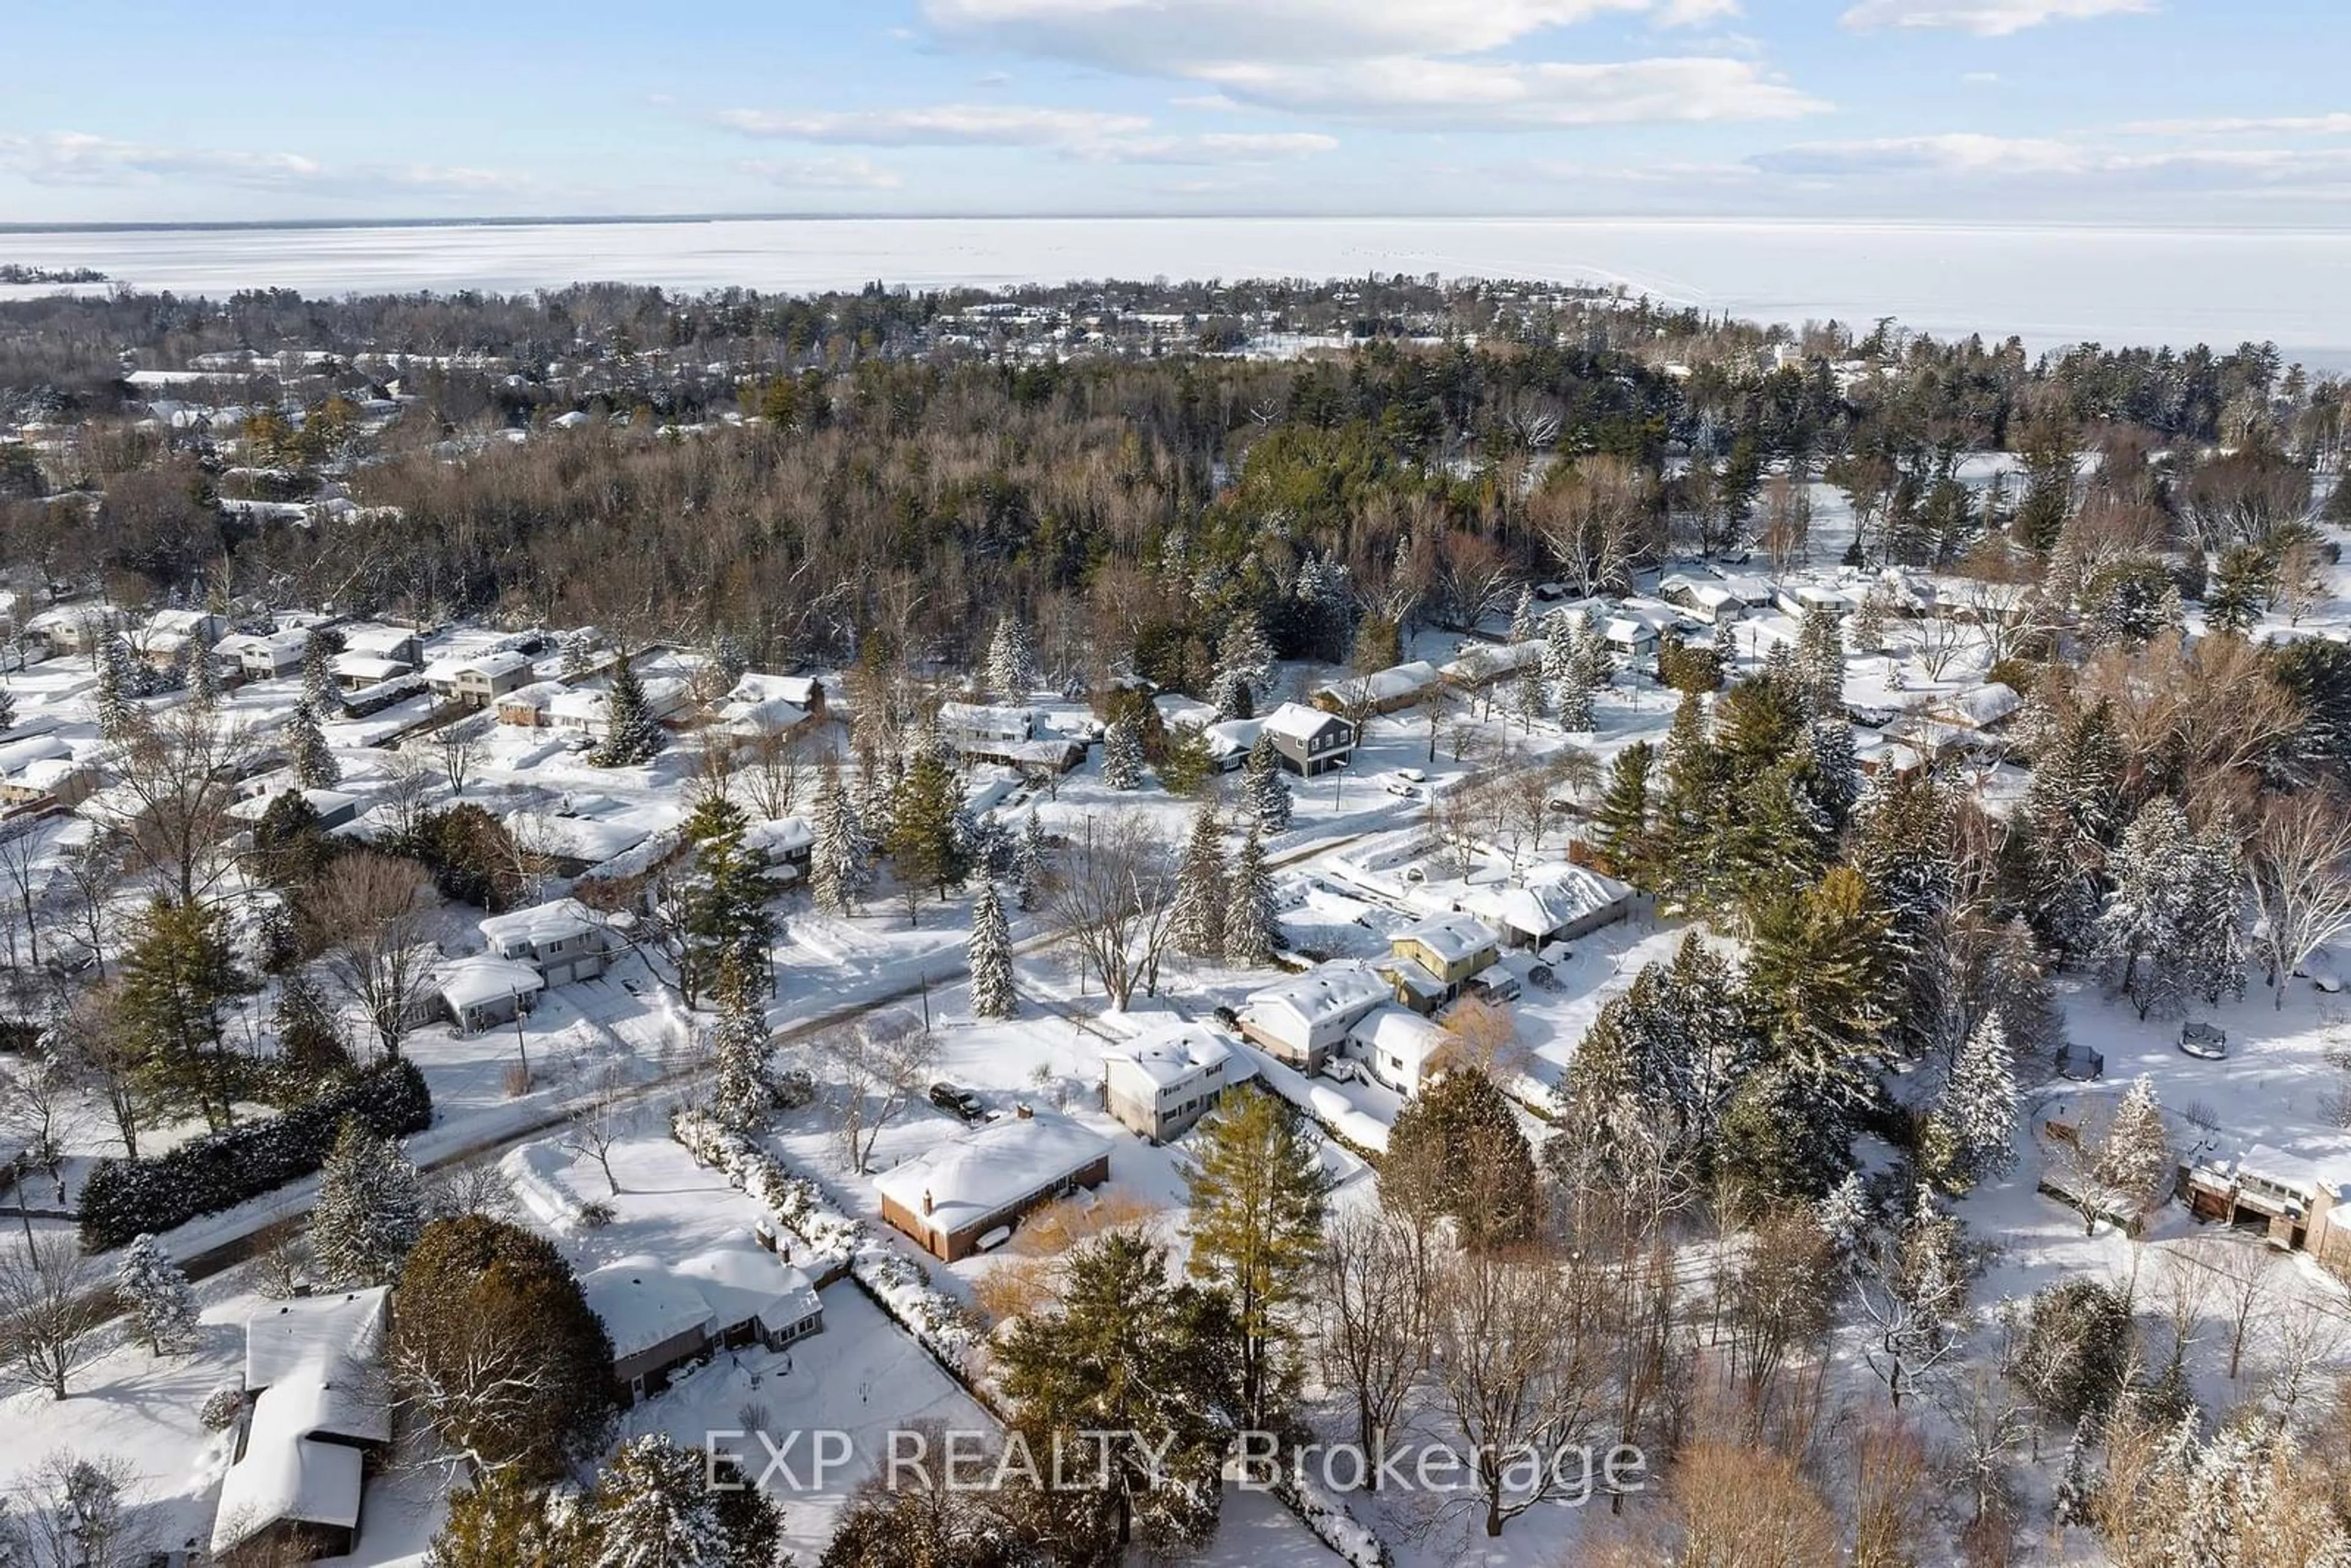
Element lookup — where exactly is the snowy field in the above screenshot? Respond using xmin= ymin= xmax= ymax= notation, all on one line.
xmin=7 ymin=217 xmax=2351 ymax=362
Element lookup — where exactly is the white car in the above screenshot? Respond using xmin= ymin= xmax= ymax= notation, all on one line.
xmin=1382 ymin=776 xmax=1420 ymax=798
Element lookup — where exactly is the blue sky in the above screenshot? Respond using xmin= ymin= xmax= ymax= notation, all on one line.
xmin=3 ymin=0 xmax=2347 ymax=224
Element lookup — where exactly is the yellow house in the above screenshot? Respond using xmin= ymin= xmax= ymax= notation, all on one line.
xmin=1379 ymin=913 xmax=1501 ymax=1014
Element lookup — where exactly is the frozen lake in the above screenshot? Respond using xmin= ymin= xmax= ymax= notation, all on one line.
xmin=6 ymin=216 xmax=2350 ymax=364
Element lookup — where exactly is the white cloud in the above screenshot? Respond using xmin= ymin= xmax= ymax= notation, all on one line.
xmin=923 ymin=0 xmax=1736 ymax=69
xmin=1087 ymin=131 xmax=1340 ymax=163
xmin=1840 ymin=0 xmax=2153 ymax=36
xmin=735 ymin=155 xmax=906 ymax=190
xmin=0 ymin=132 xmax=528 ymax=198
xmin=1752 ymin=132 xmax=2351 ymax=195
xmin=2118 ymin=113 xmax=2351 ymax=137
xmin=1198 ymin=55 xmax=1826 ymax=127
xmin=714 ymin=104 xmax=1150 ymax=146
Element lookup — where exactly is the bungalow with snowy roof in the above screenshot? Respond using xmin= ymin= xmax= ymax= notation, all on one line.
xmin=216 ymin=628 xmax=312 ymax=683
xmin=1346 ymin=1004 xmax=1453 ymax=1100
xmin=424 ymin=649 xmax=536 ymax=708
xmin=1774 ymin=583 xmax=1851 ymax=621
xmin=1313 ymin=659 xmax=1442 ymax=717
xmin=582 ymin=1258 xmax=716 ymax=1406
xmin=1927 ymin=681 xmax=2022 ymax=733
xmin=328 ymin=651 xmax=413 ymax=691
xmin=1378 ymin=913 xmax=1502 ymax=1015
xmin=1100 ymin=1018 xmax=1251 ymax=1142
xmin=228 ymin=787 xmax=359 ymax=833
xmin=1657 ymin=573 xmax=1747 ymax=627
xmin=211 ymin=1287 xmax=391 ymax=1564
xmin=24 ymin=602 xmax=124 ymax=658
xmin=1439 ymin=640 xmax=1545 ymax=693
xmin=1453 ymin=866 xmax=1635 ymax=951
xmin=719 ymin=672 xmax=823 ymax=738
xmin=479 ymin=897 xmax=612 ymax=986
xmin=1260 ymin=701 xmax=1356 ymax=778
xmin=494 ymin=680 xmax=566 ymax=726
xmin=546 ymin=675 xmax=690 ymax=739
xmin=1238 ymin=961 xmax=1393 ymax=1073
xmin=433 ymin=955 xmax=545 ymax=1035
xmin=672 ymin=1244 xmax=824 ymax=1353
xmin=335 ymin=622 xmax=423 ymax=667
xmin=135 ymin=607 xmax=226 ymax=670
xmin=0 ymin=733 xmax=96 ymax=809
xmin=874 ymin=1108 xmax=1114 ymax=1262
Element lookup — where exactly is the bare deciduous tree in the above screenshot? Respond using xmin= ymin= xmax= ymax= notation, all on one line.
xmin=562 ymin=1062 xmax=636 ymax=1196
xmin=99 ymin=708 xmax=257 ymax=907
xmin=2251 ymin=787 xmax=2351 ymax=1008
xmin=0 ymin=1229 xmax=109 ymax=1400
xmin=1046 ymin=812 xmax=1177 ymax=1010
xmin=1315 ymin=1207 xmax=1430 ymax=1488
xmin=818 ymin=1013 xmax=939 ymax=1174
xmin=302 ymin=852 xmax=438 ymax=1060
xmin=432 ymin=716 xmax=490 ymax=797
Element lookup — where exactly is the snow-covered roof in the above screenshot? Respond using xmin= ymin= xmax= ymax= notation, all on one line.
xmin=146 ymin=607 xmax=218 ymax=636
xmin=582 ymin=1257 xmax=718 ymax=1360
xmin=519 ymin=810 xmax=656 ymax=865
xmin=1261 ymin=700 xmax=1348 ymax=745
xmin=478 ymin=896 xmax=599 ymax=955
xmin=330 ymin=652 xmax=410 ymax=682
xmin=497 ymin=680 xmax=565 ymax=708
xmin=938 ymin=701 xmax=1035 ymax=737
xmin=1440 ymin=640 xmax=1547 ymax=681
xmin=1316 ymin=661 xmax=1441 ymax=705
xmin=0 ymin=733 xmax=71 ymax=773
xmin=1103 ymin=1018 xmax=1235 ymax=1088
xmin=746 ymin=816 xmax=814 ymax=857
xmin=1393 ymin=913 xmax=1499 ymax=966
xmin=245 ymin=1287 xmax=389 ymax=1392
xmin=425 ymin=648 xmax=533 ymax=683
xmin=1455 ymin=867 xmax=1633 ymax=940
xmin=1348 ymin=1004 xmax=1451 ymax=1070
xmin=1243 ymin=961 xmax=1393 ymax=1035
xmin=1930 ymin=681 xmax=2022 ymax=730
xmin=724 ymin=671 xmax=822 ymax=709
xmin=725 ymin=696 xmax=810 ymax=737
xmin=214 ymin=627 xmax=310 ymax=659
xmin=211 ymin=1391 xmax=367 ymax=1554
xmin=872 ymin=1111 xmax=1113 ymax=1236
xmin=336 ymin=623 xmax=416 ymax=657
xmin=436 ymin=955 xmax=546 ymax=1011
xmin=1153 ymin=693 xmax=1221 ymax=731
xmin=670 ymin=1244 xmax=820 ymax=1337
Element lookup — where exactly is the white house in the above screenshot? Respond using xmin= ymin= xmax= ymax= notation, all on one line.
xmin=1314 ymin=660 xmax=1441 ymax=716
xmin=214 ymin=628 xmax=312 ymax=681
xmin=1237 ymin=961 xmax=1394 ymax=1073
xmin=435 ymin=955 xmax=546 ymax=1035
xmin=25 ymin=603 xmax=126 ymax=656
xmin=1346 ymin=1004 xmax=1453 ymax=1099
xmin=1100 ymin=1018 xmax=1249 ymax=1142
xmin=545 ymin=675 xmax=689 ymax=737
xmin=1929 ymin=681 xmax=2022 ymax=732
xmin=1455 ymin=866 xmax=1636 ymax=950
xmin=478 ymin=898 xmax=612 ymax=985
xmin=424 ymin=650 xmax=536 ymax=708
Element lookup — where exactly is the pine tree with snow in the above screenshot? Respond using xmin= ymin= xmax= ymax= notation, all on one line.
xmin=579 ymin=1433 xmax=734 ymax=1568
xmin=1802 ymin=716 xmax=1860 ymax=835
xmin=1168 ymin=805 xmax=1229 ymax=959
xmin=1512 ymin=661 xmax=1547 ymax=732
xmin=558 ymin=626 xmax=599 ymax=680
xmin=1507 ymin=585 xmax=1536 ymax=646
xmin=2052 ymin=1416 xmax=2096 ymax=1528
xmin=1794 ymin=602 xmax=1846 ymax=715
xmin=118 ymin=1232 xmax=199 ymax=1355
xmin=301 ymin=631 xmax=340 ymax=713
xmin=967 ymin=879 xmax=1017 ymax=1019
xmin=1588 ymin=740 xmax=1654 ymax=882
xmin=0 ymin=683 xmax=15 ymax=735
xmin=1815 ymin=1169 xmax=1872 ymax=1261
xmin=2178 ymin=820 xmax=2248 ymax=1008
xmin=1923 ymin=1013 xmax=2019 ymax=1195
xmin=1213 ymin=616 xmax=1278 ymax=720
xmin=2093 ymin=795 xmax=2240 ymax=1018
xmin=186 ymin=645 xmax=220 ymax=713
xmin=289 ymin=700 xmax=341 ymax=788
xmin=1243 ymin=732 xmax=1292 ymax=834
xmin=310 ymin=1116 xmax=425 ymax=1287
xmin=2091 ymin=1074 xmax=2174 ymax=1221
xmin=1013 ymin=811 xmax=1050 ymax=912
xmin=1849 ymin=583 xmax=1891 ymax=655
xmin=702 ymin=629 xmax=748 ymax=695
xmin=705 ymin=956 xmax=774 ymax=1135
xmin=92 ymin=635 xmax=136 ymax=742
xmin=1101 ymin=716 xmax=1144 ymax=790
xmin=984 ymin=615 xmax=1037 ymax=702
xmin=1224 ymin=830 xmax=1280 ymax=968
xmin=809 ymin=769 xmax=871 ymax=915
xmin=589 ymin=656 xmax=665 ymax=767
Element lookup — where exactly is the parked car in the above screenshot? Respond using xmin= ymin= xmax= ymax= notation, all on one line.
xmin=1465 ymin=970 xmax=1522 ymax=1003
xmin=929 ymin=1082 xmax=986 ymax=1122
xmin=1382 ymin=773 xmax=1421 ymax=798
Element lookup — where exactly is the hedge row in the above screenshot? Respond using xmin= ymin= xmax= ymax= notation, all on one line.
xmin=81 ymin=1059 xmax=433 ymax=1250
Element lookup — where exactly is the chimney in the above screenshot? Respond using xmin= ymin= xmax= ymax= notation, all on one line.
xmin=922 ymin=1189 xmax=934 ymax=1217
xmin=1016 ymin=1103 xmax=1034 ymax=1120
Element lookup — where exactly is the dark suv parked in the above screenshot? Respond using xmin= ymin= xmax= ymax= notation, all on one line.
xmin=929 ymin=1082 xmax=985 ymax=1122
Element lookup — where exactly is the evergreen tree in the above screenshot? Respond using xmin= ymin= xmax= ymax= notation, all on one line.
xmin=1223 ymin=830 xmax=1279 ymax=968
xmin=1213 ymin=616 xmax=1278 ymax=721
xmin=2203 ymin=545 xmax=2270 ymax=636
xmin=301 ymin=631 xmax=340 ymax=714
xmin=1242 ymin=732 xmax=1292 ymax=833
xmin=1803 ymin=716 xmax=1860 ymax=835
xmin=672 ymin=794 xmax=776 ymax=1007
xmin=1013 ymin=811 xmax=1050 ymax=912
xmin=1849 ymin=583 xmax=1892 ymax=654
xmin=429 ymin=1465 xmax=574 ymax=1568
xmin=1507 ymin=585 xmax=1536 ymax=646
xmin=706 ymin=956 xmax=775 ymax=1134
xmin=1746 ymin=866 xmax=1897 ymax=1106
xmin=1510 ymin=661 xmax=1546 ymax=732
xmin=1651 ymin=691 xmax=1726 ymax=908
xmin=888 ymin=747 xmax=965 ymax=903
xmin=391 ymin=1215 xmax=617 ymax=1481
xmin=2095 ymin=1075 xmax=2174 ymax=1217
xmin=116 ymin=1233 xmax=198 ymax=1355
xmin=967 ymin=879 xmax=1017 ymax=1018
xmin=0 ymin=682 xmax=15 ymax=735
xmin=996 ymin=1232 xmax=1236 ymax=1556
xmin=1384 ymin=1068 xmax=1539 ymax=1251
xmin=558 ymin=628 xmax=599 ymax=681
xmin=1588 ymin=740 xmax=1654 ymax=882
xmin=589 ymin=657 xmax=665 ymax=767
xmin=116 ymin=897 xmax=255 ymax=1131
xmin=1793 ymin=602 xmax=1847 ymax=715
xmin=2012 ymin=698 xmax=2124 ymax=958
xmin=2094 ymin=797 xmax=2247 ymax=1018
xmin=186 ymin=643 xmax=220 ymax=713
xmin=93 ymin=635 xmax=136 ymax=742
xmin=1186 ymin=1091 xmax=1332 ymax=1433
xmin=312 ymin=1116 xmax=426 ymax=1287
xmin=1168 ymin=805 xmax=1229 ymax=959
xmin=809 ymin=769 xmax=871 ymax=916
xmin=2052 ymin=1417 xmax=2095 ymax=1528
xmin=577 ymin=1433 xmax=737 ymax=1568
xmin=1100 ymin=716 xmax=1144 ymax=790
xmin=1158 ymin=722 xmax=1217 ymax=798
xmin=701 ymin=629 xmax=749 ymax=698
xmin=287 ymin=700 xmax=340 ymax=788
xmin=983 ymin=614 xmax=1037 ymax=700
xmin=1923 ymin=1014 xmax=2020 ymax=1194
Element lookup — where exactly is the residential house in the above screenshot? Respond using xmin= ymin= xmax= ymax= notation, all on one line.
xmin=1454 ymin=866 xmax=1635 ymax=950
xmin=433 ymin=956 xmax=544 ymax=1035
xmin=672 ymin=1244 xmax=825 ymax=1351
xmin=1656 ymin=574 xmax=1747 ymax=628
xmin=1346 ymin=1004 xmax=1453 ymax=1099
xmin=1313 ymin=660 xmax=1442 ymax=717
xmin=746 ymin=816 xmax=816 ymax=878
xmin=1100 ymin=1018 xmax=1248 ymax=1142
xmin=719 ymin=672 xmax=822 ymax=740
xmin=0 ymin=733 xmax=96 ymax=809
xmin=329 ymin=651 xmax=413 ymax=690
xmin=24 ymin=603 xmax=126 ymax=658
xmin=1774 ymin=583 xmax=1851 ymax=621
xmin=336 ymin=622 xmax=424 ymax=668
xmin=582 ymin=1246 xmax=825 ymax=1407
xmin=137 ymin=608 xmax=226 ymax=671
xmin=874 ymin=1109 xmax=1114 ymax=1262
xmin=1439 ymin=640 xmax=1545 ymax=693
xmin=211 ymin=1287 xmax=391 ymax=1564
xmin=216 ymin=628 xmax=312 ymax=683
xmin=228 ymin=786 xmax=360 ymax=833
xmin=1259 ymin=702 xmax=1356 ymax=778
xmin=1928 ymin=681 xmax=2022 ymax=733
xmin=424 ymin=650 xmax=536 ymax=708
xmin=1237 ymin=961 xmax=1394 ymax=1073
xmin=1378 ymin=913 xmax=1501 ymax=1014
xmin=479 ymin=898 xmax=612 ymax=985
xmin=545 ymin=675 xmax=690 ymax=738
xmin=495 ymin=680 xmax=566 ymax=726
xmin=936 ymin=701 xmax=1086 ymax=772
xmin=2178 ymin=1145 xmax=2351 ymax=1273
